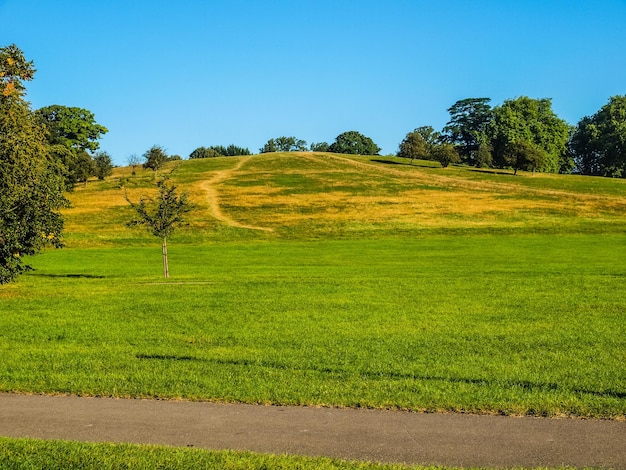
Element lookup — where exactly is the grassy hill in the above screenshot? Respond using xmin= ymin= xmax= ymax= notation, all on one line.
xmin=1 ymin=152 xmax=625 ymax=419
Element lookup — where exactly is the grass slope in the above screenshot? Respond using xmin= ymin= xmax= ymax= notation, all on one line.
xmin=1 ymin=153 xmax=625 ymax=419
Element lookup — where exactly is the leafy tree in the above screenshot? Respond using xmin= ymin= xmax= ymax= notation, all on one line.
xmin=189 ymin=146 xmax=220 ymax=159
xmin=397 ymin=129 xmax=427 ymax=164
xmin=570 ymin=95 xmax=626 ymax=177
xmin=398 ymin=126 xmax=442 ymax=164
xmin=36 ymin=104 xmax=107 ymax=189
xmin=328 ymin=131 xmax=380 ymax=155
xmin=431 ymin=143 xmax=461 ymax=168
xmin=260 ymin=136 xmax=307 ymax=153
xmin=502 ymin=141 xmax=547 ymax=175
xmin=143 ymin=145 xmax=168 ymax=176
xmin=0 ymin=44 xmax=68 ymax=283
xmin=487 ymin=97 xmax=570 ymax=173
xmin=126 ymin=177 xmax=193 ymax=278
xmin=310 ymin=142 xmax=329 ymax=152
xmin=93 ymin=151 xmax=113 ymax=180
xmin=442 ymin=98 xmax=492 ymax=165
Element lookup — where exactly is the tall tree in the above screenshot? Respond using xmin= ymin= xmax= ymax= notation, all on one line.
xmin=443 ymin=98 xmax=492 ymax=165
xmin=329 ymin=131 xmax=380 ymax=155
xmin=0 ymin=44 xmax=68 ymax=283
xmin=487 ymin=97 xmax=570 ymax=173
xmin=36 ymin=104 xmax=108 ymax=189
xmin=397 ymin=129 xmax=427 ymax=164
xmin=126 ymin=177 xmax=193 ymax=278
xmin=570 ymin=95 xmax=626 ymax=177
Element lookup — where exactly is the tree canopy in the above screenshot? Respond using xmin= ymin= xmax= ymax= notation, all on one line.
xmin=143 ymin=145 xmax=168 ymax=176
xmin=36 ymin=104 xmax=108 ymax=188
xmin=329 ymin=131 xmax=380 ymax=155
xmin=570 ymin=95 xmax=626 ymax=177
xmin=442 ymin=98 xmax=492 ymax=165
xmin=488 ymin=97 xmax=570 ymax=173
xmin=0 ymin=44 xmax=68 ymax=283
xmin=260 ymin=136 xmax=307 ymax=153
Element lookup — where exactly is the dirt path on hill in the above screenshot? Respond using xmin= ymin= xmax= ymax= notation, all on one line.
xmin=1 ymin=393 xmax=624 ymax=468
xmin=199 ymin=157 xmax=273 ymax=232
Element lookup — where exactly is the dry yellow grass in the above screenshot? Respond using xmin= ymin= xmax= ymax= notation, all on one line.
xmin=59 ymin=153 xmax=626 ymax=244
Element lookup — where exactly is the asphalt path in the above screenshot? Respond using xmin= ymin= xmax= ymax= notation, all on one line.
xmin=0 ymin=393 xmax=624 ymax=468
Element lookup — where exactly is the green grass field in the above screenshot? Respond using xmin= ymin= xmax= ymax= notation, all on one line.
xmin=1 ymin=153 xmax=625 ymax=465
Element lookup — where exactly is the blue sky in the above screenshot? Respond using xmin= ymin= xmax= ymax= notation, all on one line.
xmin=1 ymin=0 xmax=625 ymax=164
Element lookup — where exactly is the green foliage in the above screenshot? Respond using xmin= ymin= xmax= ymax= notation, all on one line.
xmin=442 ymin=98 xmax=492 ymax=165
xmin=260 ymin=136 xmax=307 ymax=153
xmin=329 ymin=131 xmax=380 ymax=155
xmin=503 ymin=141 xmax=547 ymax=175
xmin=190 ymin=145 xmax=251 ymax=158
xmin=0 ymin=44 xmax=68 ymax=284
xmin=142 ymin=145 xmax=168 ymax=175
xmin=310 ymin=141 xmax=330 ymax=152
xmin=36 ymin=104 xmax=108 ymax=189
xmin=571 ymin=95 xmax=626 ymax=177
xmin=488 ymin=97 xmax=570 ymax=173
xmin=430 ymin=142 xmax=460 ymax=168
xmin=126 ymin=177 xmax=193 ymax=277
xmin=398 ymin=127 xmax=446 ymax=164
xmin=93 ymin=151 xmax=113 ymax=180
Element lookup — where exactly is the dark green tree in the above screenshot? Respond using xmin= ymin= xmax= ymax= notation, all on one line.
xmin=328 ymin=131 xmax=380 ymax=155
xmin=0 ymin=44 xmax=68 ymax=283
xmin=487 ymin=97 xmax=570 ymax=173
xmin=502 ymin=141 xmax=547 ymax=175
xmin=442 ymin=98 xmax=492 ymax=165
xmin=189 ymin=146 xmax=221 ymax=159
xmin=397 ymin=129 xmax=427 ymax=164
xmin=310 ymin=142 xmax=330 ymax=152
xmin=126 ymin=177 xmax=193 ymax=278
xmin=570 ymin=95 xmax=626 ymax=177
xmin=93 ymin=151 xmax=113 ymax=180
xmin=431 ymin=143 xmax=461 ymax=168
xmin=143 ymin=145 xmax=168 ymax=176
xmin=36 ymin=104 xmax=108 ymax=189
xmin=260 ymin=136 xmax=307 ymax=153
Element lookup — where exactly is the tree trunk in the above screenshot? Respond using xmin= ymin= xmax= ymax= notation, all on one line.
xmin=162 ymin=237 xmax=169 ymax=278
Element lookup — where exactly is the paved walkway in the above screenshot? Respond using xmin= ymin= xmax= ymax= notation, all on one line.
xmin=1 ymin=393 xmax=624 ymax=468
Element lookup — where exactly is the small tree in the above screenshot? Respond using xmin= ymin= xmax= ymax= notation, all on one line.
xmin=143 ymin=145 xmax=168 ymax=177
xmin=431 ymin=143 xmax=461 ymax=168
xmin=126 ymin=177 xmax=193 ymax=278
xmin=93 ymin=151 xmax=113 ymax=180
xmin=127 ymin=154 xmax=141 ymax=175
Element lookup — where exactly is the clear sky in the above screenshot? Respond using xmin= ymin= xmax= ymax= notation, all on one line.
xmin=1 ymin=0 xmax=625 ymax=164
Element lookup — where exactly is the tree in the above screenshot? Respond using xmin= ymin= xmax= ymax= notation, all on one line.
xmin=328 ymin=131 xmax=380 ymax=155
xmin=310 ymin=142 xmax=329 ymax=152
xmin=487 ymin=97 xmax=570 ymax=173
xmin=126 ymin=177 xmax=193 ymax=278
xmin=260 ymin=136 xmax=307 ymax=153
xmin=0 ymin=44 xmax=68 ymax=283
xmin=502 ymin=141 xmax=547 ymax=175
xmin=442 ymin=98 xmax=492 ymax=165
xmin=431 ymin=143 xmax=461 ymax=168
xmin=93 ymin=151 xmax=113 ymax=180
xmin=570 ymin=95 xmax=626 ymax=177
xmin=189 ymin=146 xmax=220 ymax=159
xmin=397 ymin=129 xmax=427 ymax=164
xmin=143 ymin=145 xmax=168 ymax=176
xmin=36 ymin=104 xmax=108 ymax=189
xmin=127 ymin=154 xmax=141 ymax=175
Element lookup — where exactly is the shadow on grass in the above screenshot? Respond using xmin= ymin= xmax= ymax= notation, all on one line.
xmin=29 ymin=273 xmax=106 ymax=279
xmin=199 ymin=357 xmax=626 ymax=400
xmin=371 ymin=159 xmax=438 ymax=169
